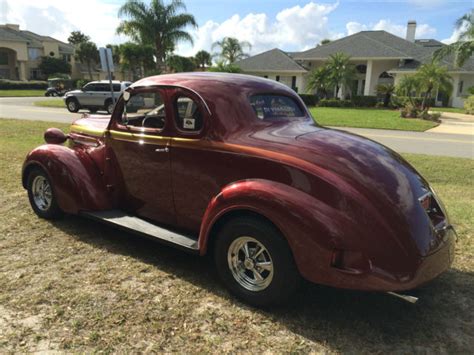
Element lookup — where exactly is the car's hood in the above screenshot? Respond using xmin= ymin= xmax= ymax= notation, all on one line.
xmin=70 ymin=115 xmax=111 ymax=138
xmin=65 ymin=89 xmax=82 ymax=96
xmin=244 ymin=120 xmax=439 ymax=256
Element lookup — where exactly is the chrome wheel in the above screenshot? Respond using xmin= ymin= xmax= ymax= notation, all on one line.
xmin=227 ymin=236 xmax=274 ymax=291
xmin=107 ymin=102 xmax=114 ymax=114
xmin=31 ymin=175 xmax=52 ymax=211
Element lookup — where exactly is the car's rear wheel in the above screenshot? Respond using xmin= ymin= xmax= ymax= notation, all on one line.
xmin=214 ymin=216 xmax=301 ymax=307
xmin=26 ymin=168 xmax=63 ymax=219
xmin=105 ymin=100 xmax=114 ymax=114
xmin=66 ymin=98 xmax=79 ymax=113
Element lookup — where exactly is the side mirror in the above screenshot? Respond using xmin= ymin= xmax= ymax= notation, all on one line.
xmin=44 ymin=128 xmax=68 ymax=145
xmin=123 ymin=91 xmax=131 ymax=102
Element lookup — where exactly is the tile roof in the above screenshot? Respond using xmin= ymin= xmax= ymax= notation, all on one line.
xmin=235 ymin=48 xmax=307 ymax=72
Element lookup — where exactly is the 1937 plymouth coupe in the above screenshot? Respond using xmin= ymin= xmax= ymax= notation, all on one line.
xmin=22 ymin=73 xmax=456 ymax=306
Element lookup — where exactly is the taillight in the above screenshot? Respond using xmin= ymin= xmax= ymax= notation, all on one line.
xmin=419 ymin=191 xmax=445 ymax=227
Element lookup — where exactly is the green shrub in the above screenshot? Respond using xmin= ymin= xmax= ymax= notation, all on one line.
xmin=75 ymin=79 xmax=90 ymax=89
xmin=352 ymin=95 xmax=378 ymax=107
xmin=299 ymin=94 xmax=318 ymax=106
xmin=0 ymin=80 xmax=48 ymax=90
xmin=464 ymin=95 xmax=474 ymax=114
xmin=319 ymin=99 xmax=352 ymax=107
xmin=392 ymin=96 xmax=435 ymax=108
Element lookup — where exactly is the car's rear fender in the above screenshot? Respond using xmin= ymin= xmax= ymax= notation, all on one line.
xmin=198 ymin=179 xmax=361 ymax=283
xmin=22 ymin=144 xmax=112 ymax=214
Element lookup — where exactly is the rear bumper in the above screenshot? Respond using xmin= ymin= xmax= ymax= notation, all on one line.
xmin=304 ymin=228 xmax=456 ymax=292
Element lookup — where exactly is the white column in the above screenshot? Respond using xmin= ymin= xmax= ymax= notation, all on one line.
xmin=364 ymin=60 xmax=373 ymax=96
xmin=19 ymin=61 xmax=27 ymax=81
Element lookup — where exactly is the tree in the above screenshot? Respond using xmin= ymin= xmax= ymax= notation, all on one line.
xmin=212 ymin=37 xmax=251 ymax=64
xmin=38 ymin=56 xmax=71 ymax=77
xmin=119 ymin=42 xmax=155 ymax=80
xmin=376 ymin=83 xmax=395 ymax=107
xmin=208 ymin=61 xmax=242 ymax=73
xmin=306 ymin=65 xmax=332 ymax=98
xmin=326 ymin=52 xmax=357 ymax=98
xmin=320 ymin=39 xmax=331 ymax=45
xmin=194 ymin=50 xmax=212 ymax=69
xmin=434 ymin=11 xmax=473 ymax=67
xmin=415 ymin=62 xmax=453 ymax=110
xmin=117 ymin=0 xmax=197 ymax=71
xmin=75 ymin=41 xmax=99 ymax=80
xmin=167 ymin=55 xmax=196 ymax=72
xmin=68 ymin=31 xmax=90 ymax=45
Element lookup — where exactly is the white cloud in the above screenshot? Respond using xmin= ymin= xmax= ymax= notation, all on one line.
xmin=1 ymin=0 xmax=127 ymax=46
xmin=407 ymin=0 xmax=449 ymax=8
xmin=346 ymin=19 xmax=436 ymax=39
xmin=176 ymin=1 xmax=341 ymax=56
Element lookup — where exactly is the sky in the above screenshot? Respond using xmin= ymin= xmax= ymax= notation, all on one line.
xmin=0 ymin=0 xmax=472 ymax=57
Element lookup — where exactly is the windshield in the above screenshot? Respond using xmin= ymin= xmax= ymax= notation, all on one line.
xmin=249 ymin=94 xmax=305 ymax=121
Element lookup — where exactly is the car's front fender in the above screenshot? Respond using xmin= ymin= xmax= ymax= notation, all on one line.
xmin=22 ymin=144 xmax=112 ymax=214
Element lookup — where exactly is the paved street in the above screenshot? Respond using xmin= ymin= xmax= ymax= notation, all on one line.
xmin=1 ymin=97 xmax=473 ymax=158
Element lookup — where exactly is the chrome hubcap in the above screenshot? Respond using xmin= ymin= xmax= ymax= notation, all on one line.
xmin=68 ymin=101 xmax=76 ymax=110
xmin=32 ymin=175 xmax=52 ymax=211
xmin=228 ymin=236 xmax=273 ymax=291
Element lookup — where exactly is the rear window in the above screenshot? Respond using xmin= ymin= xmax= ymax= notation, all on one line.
xmin=250 ymin=95 xmax=304 ymax=120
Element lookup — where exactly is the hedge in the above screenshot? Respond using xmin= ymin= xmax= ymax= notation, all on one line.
xmin=0 ymin=80 xmax=48 ymax=90
xmin=352 ymin=95 xmax=378 ymax=107
xmin=319 ymin=99 xmax=353 ymax=107
xmin=299 ymin=94 xmax=318 ymax=106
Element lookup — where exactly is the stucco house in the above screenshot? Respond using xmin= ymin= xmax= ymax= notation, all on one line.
xmin=236 ymin=21 xmax=474 ymax=108
xmin=0 ymin=24 xmax=78 ymax=81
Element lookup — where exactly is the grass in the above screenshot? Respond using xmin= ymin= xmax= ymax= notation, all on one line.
xmin=34 ymin=99 xmax=65 ymax=108
xmin=0 ymin=118 xmax=473 ymax=353
xmin=310 ymin=107 xmax=438 ymax=131
xmin=430 ymin=107 xmax=469 ymax=114
xmin=0 ymin=90 xmax=45 ymax=97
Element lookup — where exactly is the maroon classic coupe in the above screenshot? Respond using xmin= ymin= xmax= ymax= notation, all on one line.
xmin=22 ymin=73 xmax=456 ymax=306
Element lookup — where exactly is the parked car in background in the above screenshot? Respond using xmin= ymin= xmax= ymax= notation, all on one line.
xmin=23 ymin=73 xmax=456 ymax=307
xmin=44 ymin=78 xmax=73 ymax=97
xmin=64 ymin=80 xmax=132 ymax=114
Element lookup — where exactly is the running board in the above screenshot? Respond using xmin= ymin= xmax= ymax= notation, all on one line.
xmin=81 ymin=210 xmax=199 ymax=252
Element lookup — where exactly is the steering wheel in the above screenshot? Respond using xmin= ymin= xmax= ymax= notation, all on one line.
xmin=142 ymin=115 xmax=165 ymax=128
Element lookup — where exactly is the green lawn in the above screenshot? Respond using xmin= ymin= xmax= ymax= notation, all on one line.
xmin=0 ymin=89 xmax=45 ymax=97
xmin=0 ymin=118 xmax=472 ymax=353
xmin=430 ymin=107 xmax=469 ymax=114
xmin=310 ymin=107 xmax=438 ymax=131
xmin=34 ymin=98 xmax=65 ymax=108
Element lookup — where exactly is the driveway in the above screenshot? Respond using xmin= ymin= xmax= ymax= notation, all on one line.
xmin=1 ymin=97 xmax=473 ymax=159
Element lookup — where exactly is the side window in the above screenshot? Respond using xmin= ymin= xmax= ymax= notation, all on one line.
xmin=174 ymin=96 xmax=203 ymax=132
xmin=113 ymin=84 xmax=121 ymax=92
xmin=97 ymin=84 xmax=110 ymax=92
xmin=83 ymin=83 xmax=95 ymax=91
xmin=249 ymin=94 xmax=304 ymax=121
xmin=121 ymin=90 xmax=166 ymax=130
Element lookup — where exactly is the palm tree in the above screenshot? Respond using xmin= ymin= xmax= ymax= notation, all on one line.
xmin=117 ymin=0 xmax=197 ymax=71
xmin=376 ymin=83 xmax=395 ymax=107
xmin=212 ymin=37 xmax=251 ymax=64
xmin=194 ymin=50 xmax=212 ymax=69
xmin=395 ymin=75 xmax=420 ymax=106
xmin=415 ymin=62 xmax=453 ymax=110
xmin=326 ymin=53 xmax=357 ymax=98
xmin=306 ymin=65 xmax=332 ymax=98
xmin=75 ymin=41 xmax=98 ymax=80
xmin=434 ymin=11 xmax=473 ymax=67
xmin=208 ymin=61 xmax=242 ymax=73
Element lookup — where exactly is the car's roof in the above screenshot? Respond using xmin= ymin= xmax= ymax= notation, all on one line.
xmin=131 ymin=72 xmax=294 ymax=95
xmin=89 ymin=80 xmax=129 ymax=84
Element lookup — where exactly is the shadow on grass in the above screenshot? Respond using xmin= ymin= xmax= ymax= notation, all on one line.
xmin=52 ymin=215 xmax=474 ymax=352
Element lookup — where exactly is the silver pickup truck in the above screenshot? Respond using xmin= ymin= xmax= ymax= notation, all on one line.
xmin=64 ymin=80 xmax=132 ymax=114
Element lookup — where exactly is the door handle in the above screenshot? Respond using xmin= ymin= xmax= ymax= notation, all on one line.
xmin=155 ymin=147 xmax=169 ymax=153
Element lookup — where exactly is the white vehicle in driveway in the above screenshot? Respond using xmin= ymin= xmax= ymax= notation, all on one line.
xmin=64 ymin=80 xmax=132 ymax=114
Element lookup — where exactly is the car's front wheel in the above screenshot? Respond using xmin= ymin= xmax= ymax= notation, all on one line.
xmin=26 ymin=168 xmax=63 ymax=219
xmin=214 ymin=216 xmax=301 ymax=307
xmin=66 ymin=98 xmax=79 ymax=113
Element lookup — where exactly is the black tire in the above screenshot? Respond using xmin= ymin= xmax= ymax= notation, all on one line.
xmin=26 ymin=167 xmax=63 ymax=220
xmin=52 ymin=92 xmax=58 ymax=97
xmin=45 ymin=92 xmax=50 ymax=97
xmin=66 ymin=98 xmax=79 ymax=113
xmin=105 ymin=100 xmax=114 ymax=114
xmin=214 ymin=216 xmax=301 ymax=307
xmin=89 ymin=108 xmax=97 ymax=113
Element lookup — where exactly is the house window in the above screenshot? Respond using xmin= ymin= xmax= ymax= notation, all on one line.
xmin=28 ymin=48 xmax=41 ymax=60
xmin=291 ymin=76 xmax=297 ymax=89
xmin=276 ymin=75 xmax=280 ymax=82
xmin=62 ymin=54 xmax=71 ymax=62
xmin=356 ymin=64 xmax=367 ymax=74
xmin=30 ymin=68 xmax=42 ymax=80
xmin=459 ymin=81 xmax=464 ymax=95
xmin=0 ymin=52 xmax=8 ymax=65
